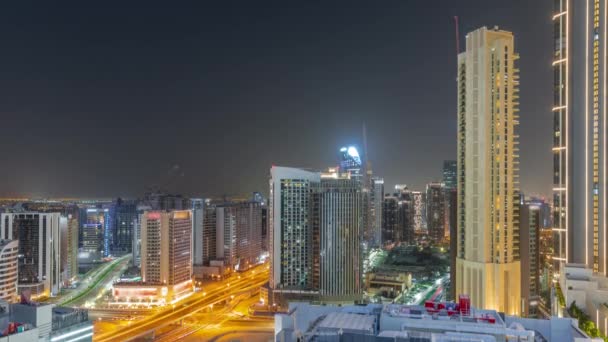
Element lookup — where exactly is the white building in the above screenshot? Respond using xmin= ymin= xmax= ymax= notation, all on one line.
xmin=269 ymin=166 xmax=320 ymax=296
xmin=0 ymin=240 xmax=18 ymax=303
xmin=274 ymin=301 xmax=595 ymax=342
xmin=0 ymin=213 xmax=62 ymax=297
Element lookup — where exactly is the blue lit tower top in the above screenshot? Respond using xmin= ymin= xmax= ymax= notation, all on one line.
xmin=339 ymin=146 xmax=362 ymax=178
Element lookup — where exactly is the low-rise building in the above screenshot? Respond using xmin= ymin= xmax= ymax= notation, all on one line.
xmin=559 ymin=263 xmax=608 ymax=335
xmin=365 ymin=272 xmax=411 ymax=299
xmin=274 ymin=296 xmax=595 ymax=342
xmin=0 ymin=300 xmax=92 ymax=342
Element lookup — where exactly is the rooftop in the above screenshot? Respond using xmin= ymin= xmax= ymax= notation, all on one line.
xmin=317 ymin=312 xmax=375 ymax=332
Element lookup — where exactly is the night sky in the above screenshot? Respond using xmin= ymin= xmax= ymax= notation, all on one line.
xmin=0 ymin=1 xmax=552 ymax=199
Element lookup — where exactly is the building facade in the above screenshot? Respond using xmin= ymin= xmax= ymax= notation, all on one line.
xmin=455 ymin=27 xmax=521 ymax=315
xmin=442 ymin=160 xmax=457 ymax=190
xmin=79 ymin=208 xmax=109 ymax=257
xmin=140 ymin=210 xmax=193 ymax=301
xmin=382 ymin=194 xmax=399 ymax=244
xmin=425 ymin=182 xmax=445 ymax=244
xmin=412 ymin=191 xmax=426 ymax=234
xmin=0 ymin=213 xmax=62 ymax=297
xmin=269 ymin=167 xmax=320 ymax=294
xmin=66 ymin=215 xmax=78 ymax=284
xmin=552 ymin=0 xmax=608 ymax=278
xmin=0 ymin=240 xmax=18 ymax=302
xmin=216 ymin=201 xmax=263 ymax=271
xmin=520 ymin=199 xmax=541 ymax=318
xmin=269 ymin=166 xmax=364 ymax=304
xmin=113 ymin=199 xmax=136 ymax=255
xmin=369 ymin=177 xmax=384 ymax=247
xmin=141 ymin=210 xmax=192 ymax=284
xmin=311 ymin=177 xmax=363 ymax=302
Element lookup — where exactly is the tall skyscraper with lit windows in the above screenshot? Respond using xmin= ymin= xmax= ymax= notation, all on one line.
xmin=269 ymin=166 xmax=363 ymax=304
xmin=550 ymin=1 xmax=608 ymax=330
xmin=552 ymin=0 xmax=608 ymax=278
xmin=0 ymin=213 xmax=62 ymax=297
xmin=426 ymin=182 xmax=445 ymax=244
xmin=455 ymin=26 xmax=521 ymax=315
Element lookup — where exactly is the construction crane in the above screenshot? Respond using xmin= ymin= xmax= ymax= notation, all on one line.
xmin=454 ymin=16 xmax=460 ymax=55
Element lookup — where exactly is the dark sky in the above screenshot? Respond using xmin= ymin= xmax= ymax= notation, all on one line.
xmin=0 ymin=1 xmax=552 ymax=199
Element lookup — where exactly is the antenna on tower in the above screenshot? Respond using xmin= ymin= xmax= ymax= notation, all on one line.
xmin=454 ymin=16 xmax=460 ymax=56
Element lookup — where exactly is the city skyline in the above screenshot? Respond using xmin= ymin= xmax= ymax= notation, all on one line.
xmin=0 ymin=1 xmax=552 ymax=198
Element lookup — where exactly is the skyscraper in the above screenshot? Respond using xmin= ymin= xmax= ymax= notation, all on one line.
xmin=216 ymin=201 xmax=263 ymax=271
xmin=66 ymin=215 xmax=79 ymax=284
xmin=412 ymin=191 xmax=426 ymax=234
xmin=551 ymin=1 xmax=608 ymax=329
xmin=369 ymin=177 xmax=384 ymax=247
xmin=442 ymin=160 xmax=457 ymax=190
xmin=311 ymin=175 xmax=363 ymax=302
xmin=140 ymin=210 xmax=192 ymax=301
xmin=383 ymin=186 xmax=414 ymax=245
xmin=455 ymin=27 xmax=521 ymax=315
xmin=79 ymin=208 xmax=109 ymax=258
xmin=191 ymin=198 xmax=205 ymax=267
xmin=0 ymin=213 xmax=62 ymax=297
xmin=269 ymin=166 xmax=363 ymax=304
xmin=113 ymin=199 xmax=137 ymax=255
xmin=339 ymin=146 xmax=363 ymax=180
xmin=382 ymin=194 xmax=399 ymax=244
xmin=520 ymin=199 xmax=541 ymax=318
xmin=269 ymin=167 xmax=319 ymax=299
xmin=202 ymin=206 xmax=217 ymax=267
xmin=0 ymin=240 xmax=18 ymax=302
xmin=426 ymin=182 xmax=445 ymax=244
xmin=552 ymin=0 xmax=608 ymax=277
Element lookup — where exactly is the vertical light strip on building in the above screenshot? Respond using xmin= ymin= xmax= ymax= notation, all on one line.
xmin=552 ymin=0 xmax=569 ymax=273
xmin=603 ymin=0 xmax=607 ymax=275
xmin=592 ymin=0 xmax=600 ymax=272
xmin=565 ymin=0 xmax=569 ymax=264
xmin=586 ymin=0 xmax=590 ymax=267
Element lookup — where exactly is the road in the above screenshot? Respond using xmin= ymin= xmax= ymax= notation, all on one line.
xmin=93 ymin=263 xmax=269 ymax=342
xmin=60 ymin=255 xmax=131 ymax=307
xmin=60 ymin=254 xmax=131 ymax=306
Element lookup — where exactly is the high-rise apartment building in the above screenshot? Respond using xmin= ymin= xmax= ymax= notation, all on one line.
xmin=269 ymin=167 xmax=320 ymax=296
xmin=191 ymin=198 xmax=205 ymax=267
xmin=382 ymin=194 xmax=399 ymax=244
xmin=140 ymin=210 xmax=192 ymax=301
xmin=216 ymin=201 xmax=263 ymax=271
xmin=0 ymin=213 xmax=62 ymax=297
xmin=369 ymin=177 xmax=384 ymax=247
xmin=202 ymin=206 xmax=217 ymax=266
xmin=66 ymin=215 xmax=79 ymax=284
xmin=412 ymin=191 xmax=426 ymax=233
xmin=455 ymin=27 xmax=521 ymax=315
xmin=426 ymin=182 xmax=445 ymax=244
xmin=383 ymin=186 xmax=414 ymax=245
xmin=520 ymin=199 xmax=541 ymax=318
xmin=269 ymin=166 xmax=363 ymax=304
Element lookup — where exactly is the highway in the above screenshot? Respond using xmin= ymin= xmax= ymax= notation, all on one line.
xmin=60 ymin=255 xmax=131 ymax=307
xmin=93 ymin=264 xmax=269 ymax=342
